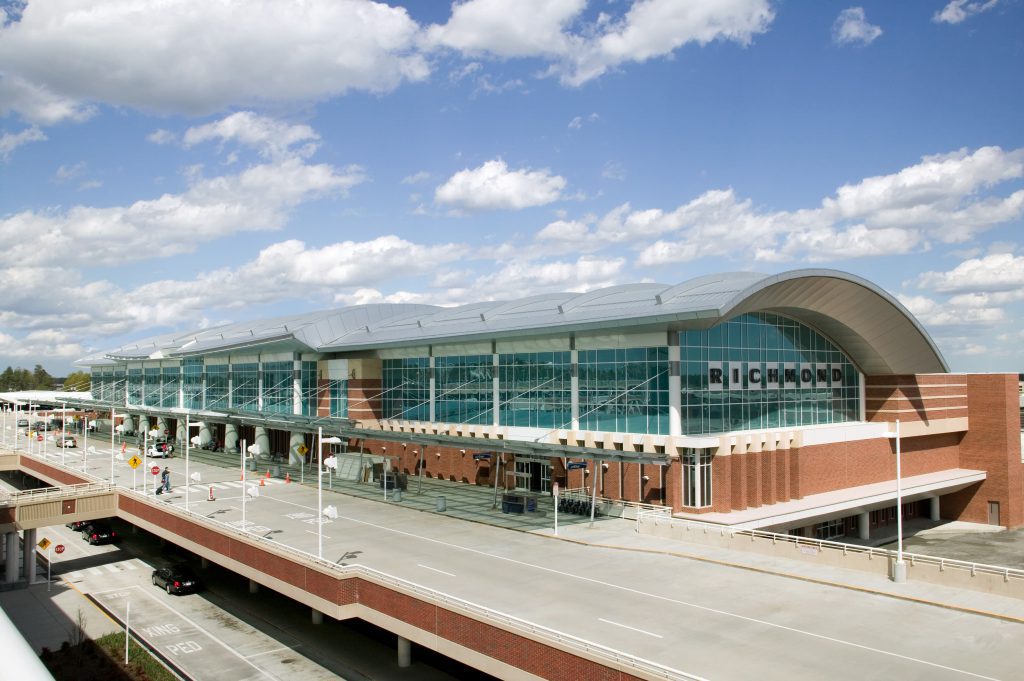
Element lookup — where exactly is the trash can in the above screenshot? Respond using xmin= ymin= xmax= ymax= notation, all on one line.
xmin=436 ymin=496 xmax=447 ymax=512
xmin=247 ymin=458 xmax=256 ymax=471
xmin=392 ymin=488 xmax=402 ymax=502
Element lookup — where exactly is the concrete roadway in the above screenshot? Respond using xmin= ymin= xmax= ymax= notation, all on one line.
xmin=10 ymin=436 xmax=1024 ymax=680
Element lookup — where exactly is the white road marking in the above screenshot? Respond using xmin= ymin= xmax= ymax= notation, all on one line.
xmin=303 ymin=530 xmax=330 ymax=539
xmin=245 ymin=645 xmax=302 ymax=660
xmin=417 ymin=564 xmax=456 ymax=578
xmin=598 ymin=617 xmax=662 ymax=638
xmin=210 ymin=483 xmax=230 ymax=489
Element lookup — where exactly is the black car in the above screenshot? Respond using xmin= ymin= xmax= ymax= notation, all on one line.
xmin=66 ymin=520 xmax=91 ymax=531
xmin=81 ymin=522 xmax=119 ymax=545
xmin=152 ymin=564 xmax=200 ymax=595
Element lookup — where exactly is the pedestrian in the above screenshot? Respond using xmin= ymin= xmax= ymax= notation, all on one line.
xmin=162 ymin=466 xmax=171 ymax=493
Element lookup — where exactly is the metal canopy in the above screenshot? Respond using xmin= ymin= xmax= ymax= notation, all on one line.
xmin=64 ymin=398 xmax=672 ymax=465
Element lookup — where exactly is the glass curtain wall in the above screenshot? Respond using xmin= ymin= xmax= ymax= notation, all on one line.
xmin=205 ymin=365 xmax=228 ymax=409
xmin=160 ymin=366 xmax=179 ymax=408
xmin=232 ymin=363 xmax=259 ymax=411
xmin=301 ymin=361 xmax=317 ymax=416
xmin=113 ymin=367 xmax=126 ymax=404
xmin=578 ymin=347 xmax=669 ymax=434
xmin=680 ymin=312 xmax=860 ymax=434
xmin=435 ymin=355 xmax=492 ymax=425
xmin=182 ymin=358 xmax=203 ymax=410
xmin=497 ymin=351 xmax=571 ymax=428
xmin=381 ymin=358 xmax=430 ymax=421
xmin=261 ymin=361 xmax=293 ymax=414
xmin=328 ymin=379 xmax=348 ymax=417
xmin=143 ymin=368 xmax=160 ymax=407
xmin=127 ymin=368 xmax=142 ymax=405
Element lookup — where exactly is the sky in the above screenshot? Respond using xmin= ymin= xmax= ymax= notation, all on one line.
xmin=1 ymin=0 xmax=1022 ymax=376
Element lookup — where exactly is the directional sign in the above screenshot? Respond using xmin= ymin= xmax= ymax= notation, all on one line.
xmin=151 ymin=465 xmax=161 ymax=476
xmin=37 ymin=537 xmax=51 ymax=551
xmin=567 ymin=461 xmax=587 ymax=470
xmin=473 ymin=453 xmax=491 ymax=461
xmin=127 ymin=455 xmax=142 ymax=469
xmin=54 ymin=544 xmax=65 ymax=554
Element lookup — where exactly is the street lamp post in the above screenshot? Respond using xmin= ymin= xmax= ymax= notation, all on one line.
xmin=892 ymin=418 xmax=906 ymax=583
xmin=61 ymin=401 xmax=66 ymax=466
xmin=317 ymin=427 xmax=342 ymax=559
xmin=184 ymin=417 xmax=204 ymax=512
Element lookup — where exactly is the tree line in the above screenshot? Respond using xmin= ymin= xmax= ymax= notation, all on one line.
xmin=0 ymin=365 xmax=91 ymax=392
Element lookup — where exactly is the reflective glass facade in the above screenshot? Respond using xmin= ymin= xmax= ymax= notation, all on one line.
xmin=232 ymin=363 xmax=258 ymax=411
xmin=182 ymin=358 xmax=203 ymax=410
xmin=127 ymin=368 xmax=142 ymax=405
xmin=498 ymin=352 xmax=571 ymax=428
xmin=143 ymin=368 xmax=160 ymax=407
xmin=301 ymin=361 xmax=317 ymax=416
xmin=382 ymin=358 xmax=430 ymax=421
xmin=160 ymin=366 xmax=179 ymax=408
xmin=578 ymin=347 xmax=669 ymax=435
xmin=262 ymin=361 xmax=292 ymax=414
xmin=205 ymin=364 xmax=228 ymax=409
xmin=680 ymin=313 xmax=860 ymax=434
xmin=435 ymin=355 xmax=492 ymax=425
xmin=328 ymin=379 xmax=348 ymax=418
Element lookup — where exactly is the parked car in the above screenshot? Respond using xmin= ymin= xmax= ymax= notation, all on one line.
xmin=151 ymin=564 xmax=200 ymax=595
xmin=58 ymin=434 xmax=77 ymax=448
xmin=66 ymin=520 xmax=91 ymax=531
xmin=34 ymin=422 xmax=47 ymax=431
xmin=147 ymin=440 xmax=174 ymax=458
xmin=81 ymin=522 xmax=119 ymax=545
xmin=16 ymin=418 xmax=28 ymax=427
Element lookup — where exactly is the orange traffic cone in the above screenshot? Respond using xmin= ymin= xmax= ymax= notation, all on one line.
xmin=265 ymin=469 xmax=271 ymax=479
xmin=285 ymin=473 xmax=291 ymax=483
xmin=259 ymin=477 xmax=265 ymax=487
xmin=208 ymin=486 xmax=215 ymax=501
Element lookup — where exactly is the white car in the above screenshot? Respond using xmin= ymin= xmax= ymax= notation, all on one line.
xmin=147 ymin=441 xmax=174 ymax=458
xmin=58 ymin=435 xmax=77 ymax=448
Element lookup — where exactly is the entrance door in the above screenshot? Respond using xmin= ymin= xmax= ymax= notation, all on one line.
xmin=514 ymin=461 xmax=551 ymax=493
xmin=988 ymin=501 xmax=1000 ymax=526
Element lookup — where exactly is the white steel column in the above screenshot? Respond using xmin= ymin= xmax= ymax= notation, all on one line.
xmin=492 ymin=353 xmax=500 ymax=427
xmin=570 ymin=349 xmax=579 ymax=431
xmin=930 ymin=496 xmax=941 ymax=521
xmin=428 ymin=356 xmax=436 ymax=423
xmin=23 ymin=529 xmax=36 ymax=584
xmin=397 ymin=636 xmax=411 ymax=668
xmin=668 ymin=342 xmax=682 ymax=436
xmin=292 ymin=357 xmax=302 ymax=416
xmin=858 ymin=511 xmax=869 ymax=540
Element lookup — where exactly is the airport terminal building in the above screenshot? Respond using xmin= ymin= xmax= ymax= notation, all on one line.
xmin=77 ymin=269 xmax=1023 ymax=538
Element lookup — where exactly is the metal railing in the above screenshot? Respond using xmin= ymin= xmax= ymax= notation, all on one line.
xmin=644 ymin=514 xmax=1024 ymax=585
xmin=0 ymin=481 xmax=114 ymax=507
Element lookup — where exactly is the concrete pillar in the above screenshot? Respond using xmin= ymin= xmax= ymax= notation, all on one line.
xmin=249 ymin=579 xmax=259 ymax=594
xmin=311 ymin=609 xmax=323 ymax=625
xmin=397 ymin=636 xmax=411 ymax=668
xmin=428 ymin=356 xmax=436 ymax=423
xmin=570 ymin=349 xmax=579 ymax=431
xmin=255 ymin=427 xmax=270 ymax=462
xmin=224 ymin=424 xmax=239 ymax=453
xmin=201 ymin=557 xmax=209 ymax=569
xmin=293 ymin=358 xmax=303 ymax=416
xmin=492 ymin=354 xmax=500 ymax=427
xmin=156 ymin=417 xmax=168 ymax=438
xmin=858 ymin=512 xmax=869 ymax=541
xmin=288 ymin=432 xmax=306 ymax=465
xmin=930 ymin=496 xmax=941 ymax=521
xmin=23 ymin=529 xmax=36 ymax=584
xmin=668 ymin=343 xmax=681 ymax=436
xmin=5 ymin=532 xmax=18 ymax=582
xmin=197 ymin=423 xmax=212 ymax=447
xmin=138 ymin=416 xmax=149 ymax=437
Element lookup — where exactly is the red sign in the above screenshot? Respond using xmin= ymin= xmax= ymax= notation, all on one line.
xmin=151 ymin=465 xmax=160 ymax=475
xmin=54 ymin=544 xmax=65 ymax=554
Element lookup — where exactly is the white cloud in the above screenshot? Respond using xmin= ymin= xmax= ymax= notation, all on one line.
xmin=897 ymin=294 xmax=1003 ymax=327
xmin=147 ymin=129 xmax=176 ymax=145
xmin=183 ymin=112 xmax=319 ymax=160
xmin=0 ymin=158 xmax=366 ymax=267
xmin=55 ymin=161 xmax=86 ymax=182
xmin=917 ymin=253 xmax=1024 ymax=293
xmin=933 ymin=0 xmax=1001 ymax=24
xmin=602 ymin=161 xmax=626 ymax=181
xmin=425 ymin=0 xmax=585 ymax=58
xmin=832 ymin=7 xmax=882 ymax=46
xmin=401 ymin=170 xmax=431 ymax=185
xmin=471 ymin=256 xmax=626 ymax=299
xmin=0 ymin=126 xmax=46 ymax=160
xmin=537 ymin=219 xmax=591 ymax=242
xmin=0 ymin=0 xmax=428 ymax=124
xmin=435 ymin=159 xmax=566 ymax=211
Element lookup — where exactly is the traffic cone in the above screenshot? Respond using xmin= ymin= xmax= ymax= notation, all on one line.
xmin=259 ymin=477 xmax=265 ymax=487
xmin=285 ymin=473 xmax=291 ymax=483
xmin=208 ymin=486 xmax=215 ymax=501
xmin=265 ymin=469 xmax=271 ymax=479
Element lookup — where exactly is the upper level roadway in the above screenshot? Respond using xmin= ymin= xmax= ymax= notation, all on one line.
xmin=2 ymin=438 xmax=1022 ymax=681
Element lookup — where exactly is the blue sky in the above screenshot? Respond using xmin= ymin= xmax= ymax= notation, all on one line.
xmin=1 ymin=0 xmax=1022 ymax=375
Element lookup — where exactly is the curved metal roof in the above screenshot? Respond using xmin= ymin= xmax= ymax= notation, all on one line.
xmin=83 ymin=270 xmax=948 ymax=375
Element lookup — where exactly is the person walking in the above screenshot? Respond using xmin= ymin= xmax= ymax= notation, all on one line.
xmin=162 ymin=466 xmax=171 ymax=493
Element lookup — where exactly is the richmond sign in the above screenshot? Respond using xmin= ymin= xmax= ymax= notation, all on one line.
xmin=707 ymin=362 xmax=845 ymax=392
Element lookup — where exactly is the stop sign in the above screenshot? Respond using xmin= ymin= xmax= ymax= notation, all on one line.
xmin=151 ymin=465 xmax=161 ymax=475
xmin=54 ymin=544 xmax=65 ymax=554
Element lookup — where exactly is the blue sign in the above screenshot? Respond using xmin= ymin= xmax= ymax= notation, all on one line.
xmin=566 ymin=461 xmax=587 ymax=470
xmin=473 ymin=453 xmax=492 ymax=461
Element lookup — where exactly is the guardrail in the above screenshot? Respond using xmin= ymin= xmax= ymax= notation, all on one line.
xmin=124 ymin=489 xmax=706 ymax=681
xmin=642 ymin=514 xmax=1024 ymax=590
xmin=0 ymin=481 xmax=114 ymax=507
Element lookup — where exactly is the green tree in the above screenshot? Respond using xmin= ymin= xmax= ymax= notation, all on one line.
xmin=0 ymin=366 xmax=14 ymax=391
xmin=32 ymin=364 xmax=53 ymax=390
xmin=63 ymin=371 xmax=91 ymax=392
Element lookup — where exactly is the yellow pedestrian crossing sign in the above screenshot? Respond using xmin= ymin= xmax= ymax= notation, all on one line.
xmin=37 ymin=537 xmax=51 ymax=551
xmin=127 ymin=455 xmax=142 ymax=469
xmin=296 ymin=444 xmax=309 ymax=456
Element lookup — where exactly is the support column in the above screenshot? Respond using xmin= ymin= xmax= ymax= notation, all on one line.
xmin=197 ymin=423 xmax=212 ymax=447
xmin=858 ymin=512 xmax=869 ymax=541
xmin=23 ymin=529 xmax=36 ymax=584
xmin=428 ymin=356 xmax=436 ymax=423
xmin=311 ymin=609 xmax=323 ymax=625
xmin=397 ymin=636 xmax=411 ymax=668
xmin=5 ymin=532 xmax=18 ymax=583
xmin=249 ymin=579 xmax=259 ymax=594
xmin=492 ymin=353 xmax=500 ymax=427
xmin=156 ymin=417 xmax=168 ymax=438
xmin=255 ymin=427 xmax=270 ymax=462
xmin=668 ymin=342 xmax=681 ymax=436
xmin=930 ymin=496 xmax=941 ymax=521
xmin=288 ymin=432 xmax=306 ymax=465
xmin=570 ymin=348 xmax=579 ymax=431
xmin=224 ymin=423 xmax=239 ymax=454
xmin=293 ymin=357 xmax=302 ymax=416
xmin=201 ymin=557 xmax=209 ymax=569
